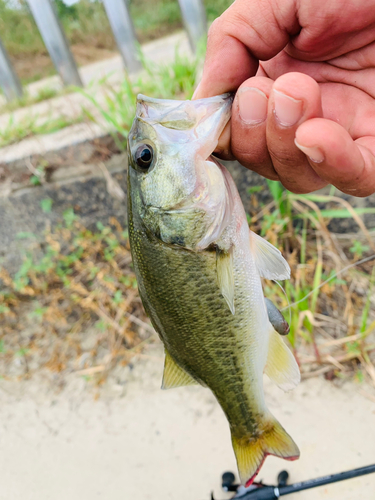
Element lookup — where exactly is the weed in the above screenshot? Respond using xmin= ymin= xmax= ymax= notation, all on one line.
xmin=40 ymin=199 xmax=53 ymax=213
xmin=251 ymin=180 xmax=375 ymax=382
xmin=81 ymin=47 xmax=202 ymax=148
xmin=0 ymin=0 xmax=232 ymax=84
xmin=360 ymin=267 xmax=375 ymax=334
xmin=0 ymin=87 xmax=65 ymax=115
xmin=1 ymin=188 xmax=374 ymax=385
xmin=0 ymin=213 xmax=150 ymax=380
xmin=248 ymin=186 xmax=264 ymax=195
xmin=0 ymin=112 xmax=85 ymax=148
xmin=63 ymin=207 xmax=79 ymax=228
xmin=16 ymin=232 xmax=36 ymax=240
xmin=350 ymin=240 xmax=370 ymax=259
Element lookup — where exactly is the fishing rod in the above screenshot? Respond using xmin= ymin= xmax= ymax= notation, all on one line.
xmin=212 ymin=463 xmax=375 ymax=499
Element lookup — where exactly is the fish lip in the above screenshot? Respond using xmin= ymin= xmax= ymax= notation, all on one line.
xmin=136 ymin=92 xmax=234 ymax=105
xmin=135 ymin=92 xmax=234 ymax=123
xmin=192 ymin=92 xmax=234 ymax=105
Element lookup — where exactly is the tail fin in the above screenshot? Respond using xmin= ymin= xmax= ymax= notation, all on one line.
xmin=231 ymin=415 xmax=299 ymax=486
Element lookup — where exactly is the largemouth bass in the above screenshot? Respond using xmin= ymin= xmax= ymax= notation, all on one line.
xmin=127 ymin=93 xmax=300 ymax=485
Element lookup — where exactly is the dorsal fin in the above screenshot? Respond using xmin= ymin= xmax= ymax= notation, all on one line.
xmin=264 ymin=328 xmax=300 ymax=392
xmin=161 ymin=349 xmax=198 ymax=389
xmin=250 ymin=232 xmax=290 ymax=280
xmin=216 ymin=247 xmax=235 ymax=315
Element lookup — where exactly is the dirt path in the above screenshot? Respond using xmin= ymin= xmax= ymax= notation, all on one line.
xmin=0 ymin=342 xmax=374 ymax=500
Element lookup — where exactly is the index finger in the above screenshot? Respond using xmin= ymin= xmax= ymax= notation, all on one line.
xmin=193 ymin=0 xmax=297 ymax=99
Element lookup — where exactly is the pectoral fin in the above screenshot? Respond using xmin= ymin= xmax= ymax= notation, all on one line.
xmin=216 ymin=247 xmax=235 ymax=315
xmin=250 ymin=231 xmax=290 ymax=280
xmin=264 ymin=328 xmax=300 ymax=392
xmin=161 ymin=349 xmax=198 ymax=389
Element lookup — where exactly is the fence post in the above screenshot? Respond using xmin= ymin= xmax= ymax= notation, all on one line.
xmin=0 ymin=38 xmax=23 ymax=101
xmin=177 ymin=0 xmax=207 ymax=52
xmin=102 ymin=0 xmax=142 ymax=73
xmin=27 ymin=0 xmax=83 ymax=87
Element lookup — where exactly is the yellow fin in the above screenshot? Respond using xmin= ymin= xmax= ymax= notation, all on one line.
xmin=216 ymin=247 xmax=235 ymax=314
xmin=250 ymin=231 xmax=290 ymax=280
xmin=161 ymin=350 xmax=198 ymax=389
xmin=232 ymin=415 xmax=300 ymax=486
xmin=264 ymin=328 xmax=300 ymax=392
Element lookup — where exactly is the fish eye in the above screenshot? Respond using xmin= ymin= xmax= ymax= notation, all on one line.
xmin=134 ymin=144 xmax=154 ymax=172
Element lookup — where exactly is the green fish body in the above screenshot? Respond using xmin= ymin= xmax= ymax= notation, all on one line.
xmin=127 ymin=94 xmax=300 ymax=485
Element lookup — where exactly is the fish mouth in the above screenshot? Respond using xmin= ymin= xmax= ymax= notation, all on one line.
xmin=136 ymin=93 xmax=234 ymax=215
xmin=133 ymin=93 xmax=233 ymax=170
xmin=135 ymin=92 xmax=234 ymax=134
xmin=136 ymin=92 xmax=233 ymax=111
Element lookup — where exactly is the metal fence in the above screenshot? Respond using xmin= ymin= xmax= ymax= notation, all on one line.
xmin=0 ymin=0 xmax=206 ymax=102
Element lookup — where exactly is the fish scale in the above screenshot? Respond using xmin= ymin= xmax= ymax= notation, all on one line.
xmin=127 ymin=93 xmax=300 ymax=485
xmin=130 ymin=201 xmax=267 ymax=441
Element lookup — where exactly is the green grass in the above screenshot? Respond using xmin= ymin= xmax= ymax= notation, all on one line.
xmin=0 ymin=48 xmax=201 ymax=148
xmin=0 ymin=0 xmax=114 ymax=60
xmin=0 ymin=0 xmax=233 ymax=85
xmin=0 ymin=140 xmax=374 ymax=381
xmin=81 ymin=46 xmax=203 ymax=149
xmin=1 ymin=0 xmax=374 ymax=382
xmin=130 ymin=0 xmax=233 ymax=35
xmin=253 ymin=180 xmax=375 ymax=362
xmin=0 ymin=214 xmax=146 ymax=379
xmin=1 ymin=194 xmax=374 ymax=382
xmin=0 ymin=112 xmax=84 ymax=148
xmin=0 ymin=86 xmax=68 ymax=114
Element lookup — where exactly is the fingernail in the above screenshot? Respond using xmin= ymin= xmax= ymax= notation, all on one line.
xmin=273 ymin=89 xmax=302 ymax=126
xmin=192 ymin=81 xmax=201 ymax=99
xmin=238 ymin=87 xmax=268 ymax=124
xmin=295 ymin=140 xmax=324 ymax=163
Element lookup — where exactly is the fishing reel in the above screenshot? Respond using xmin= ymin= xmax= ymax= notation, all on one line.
xmin=210 ymin=463 xmax=375 ymax=499
xmin=211 ymin=470 xmax=289 ymax=499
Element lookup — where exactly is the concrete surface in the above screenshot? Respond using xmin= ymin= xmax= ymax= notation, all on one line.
xmin=0 ymin=341 xmax=374 ymax=500
xmin=0 ymin=31 xmax=192 ymax=164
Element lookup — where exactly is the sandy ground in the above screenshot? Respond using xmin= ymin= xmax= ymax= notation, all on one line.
xmin=0 ymin=342 xmax=374 ymax=500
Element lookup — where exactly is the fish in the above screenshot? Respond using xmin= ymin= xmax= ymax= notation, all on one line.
xmin=127 ymin=93 xmax=300 ymax=485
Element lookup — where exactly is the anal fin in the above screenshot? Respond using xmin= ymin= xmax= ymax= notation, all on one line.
xmin=264 ymin=327 xmax=300 ymax=392
xmin=162 ymin=349 xmax=198 ymax=389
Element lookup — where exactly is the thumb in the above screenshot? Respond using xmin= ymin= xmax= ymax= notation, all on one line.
xmin=194 ymin=0 xmax=296 ymax=99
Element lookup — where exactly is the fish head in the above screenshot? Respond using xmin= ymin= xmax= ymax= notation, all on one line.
xmin=128 ymin=93 xmax=234 ymax=249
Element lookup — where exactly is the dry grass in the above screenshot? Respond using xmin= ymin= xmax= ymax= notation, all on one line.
xmin=0 ymin=189 xmax=374 ymax=392
xmin=0 ymin=215 xmax=153 ymax=383
xmin=251 ymin=186 xmax=375 ymax=388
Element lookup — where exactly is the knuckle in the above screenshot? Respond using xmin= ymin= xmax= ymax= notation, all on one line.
xmin=233 ymin=150 xmax=277 ymax=178
xmin=268 ymin=148 xmax=301 ymax=168
xmin=207 ymin=17 xmax=223 ymax=42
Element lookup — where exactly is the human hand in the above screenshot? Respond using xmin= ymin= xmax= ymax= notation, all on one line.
xmin=194 ymin=0 xmax=375 ymax=196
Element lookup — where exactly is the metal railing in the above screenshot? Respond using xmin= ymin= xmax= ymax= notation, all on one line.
xmin=0 ymin=38 xmax=23 ymax=101
xmin=0 ymin=0 xmax=206 ymax=102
